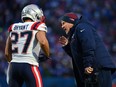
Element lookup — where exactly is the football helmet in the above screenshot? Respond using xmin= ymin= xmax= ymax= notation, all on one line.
xmin=21 ymin=4 xmax=44 ymax=22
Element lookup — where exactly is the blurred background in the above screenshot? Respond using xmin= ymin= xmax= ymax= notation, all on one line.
xmin=0 ymin=0 xmax=116 ymax=87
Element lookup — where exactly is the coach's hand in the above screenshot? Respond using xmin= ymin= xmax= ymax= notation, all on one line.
xmin=85 ymin=67 xmax=93 ymax=74
xmin=59 ymin=36 xmax=68 ymax=46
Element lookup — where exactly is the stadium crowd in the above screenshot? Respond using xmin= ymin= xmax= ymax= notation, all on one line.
xmin=0 ymin=0 xmax=116 ymax=81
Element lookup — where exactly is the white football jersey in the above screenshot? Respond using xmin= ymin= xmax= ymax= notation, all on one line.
xmin=8 ymin=22 xmax=47 ymax=66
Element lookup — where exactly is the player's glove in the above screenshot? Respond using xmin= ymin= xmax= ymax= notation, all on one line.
xmin=38 ymin=53 xmax=51 ymax=63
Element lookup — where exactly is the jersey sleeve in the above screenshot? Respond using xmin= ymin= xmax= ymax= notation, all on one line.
xmin=31 ymin=22 xmax=47 ymax=32
xmin=8 ymin=24 xmax=13 ymax=32
xmin=36 ymin=23 xmax=47 ymax=32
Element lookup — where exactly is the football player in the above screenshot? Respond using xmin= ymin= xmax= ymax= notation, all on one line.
xmin=5 ymin=4 xmax=50 ymax=87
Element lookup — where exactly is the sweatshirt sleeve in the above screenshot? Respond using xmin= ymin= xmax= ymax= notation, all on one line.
xmin=76 ymin=25 xmax=96 ymax=68
xmin=62 ymin=43 xmax=73 ymax=58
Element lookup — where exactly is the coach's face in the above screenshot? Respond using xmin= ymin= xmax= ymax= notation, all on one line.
xmin=61 ymin=21 xmax=74 ymax=34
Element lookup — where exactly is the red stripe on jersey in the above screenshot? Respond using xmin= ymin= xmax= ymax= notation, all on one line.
xmin=31 ymin=66 xmax=43 ymax=87
xmin=31 ymin=22 xmax=44 ymax=30
xmin=8 ymin=24 xmax=13 ymax=32
xmin=31 ymin=22 xmax=37 ymax=30
xmin=35 ymin=22 xmax=44 ymax=30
